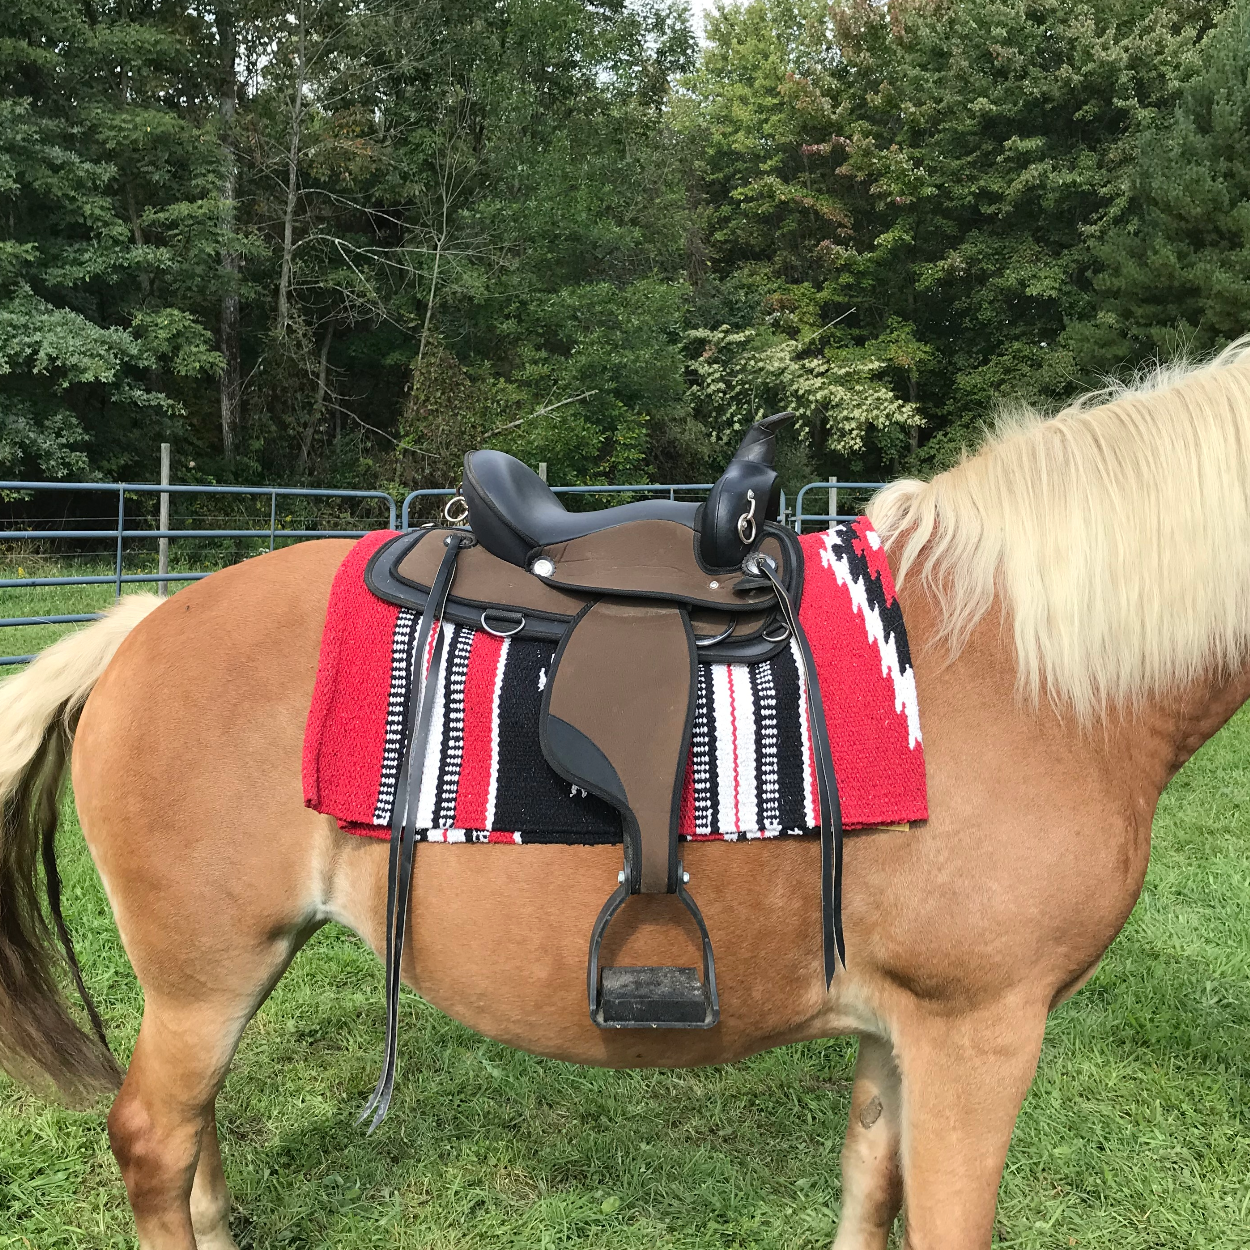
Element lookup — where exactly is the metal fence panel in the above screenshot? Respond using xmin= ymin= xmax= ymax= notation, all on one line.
xmin=792 ymin=481 xmax=888 ymax=532
xmin=0 ymin=481 xmax=397 ymax=665
xmin=0 ymin=476 xmax=888 ymax=665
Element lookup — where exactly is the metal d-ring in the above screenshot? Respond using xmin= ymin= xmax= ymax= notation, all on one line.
xmin=694 ymin=620 xmax=735 ymax=647
xmin=762 ymin=619 xmax=791 ymax=643
xmin=737 ymin=489 xmax=757 ymax=545
xmin=443 ymin=494 xmax=469 ymax=525
xmin=480 ymin=609 xmax=525 ymax=637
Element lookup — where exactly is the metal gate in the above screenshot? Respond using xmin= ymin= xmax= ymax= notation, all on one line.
xmin=0 ymin=478 xmax=886 ymax=666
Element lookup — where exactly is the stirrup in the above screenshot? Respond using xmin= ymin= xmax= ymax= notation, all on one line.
xmin=587 ymin=862 xmax=719 ymax=1029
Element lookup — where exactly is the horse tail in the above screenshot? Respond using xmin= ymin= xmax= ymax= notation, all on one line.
xmin=0 ymin=594 xmax=161 ymax=1100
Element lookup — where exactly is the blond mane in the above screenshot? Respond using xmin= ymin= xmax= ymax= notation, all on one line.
xmin=867 ymin=338 xmax=1250 ymax=720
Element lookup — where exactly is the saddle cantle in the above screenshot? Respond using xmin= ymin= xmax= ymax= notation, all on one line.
xmin=359 ymin=414 xmax=843 ymax=1125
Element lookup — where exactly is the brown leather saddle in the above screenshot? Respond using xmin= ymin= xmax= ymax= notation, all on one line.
xmin=358 ymin=414 xmax=842 ymax=1129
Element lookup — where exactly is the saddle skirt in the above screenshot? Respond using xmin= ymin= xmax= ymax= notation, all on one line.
xmin=303 ymin=519 xmax=927 ymax=842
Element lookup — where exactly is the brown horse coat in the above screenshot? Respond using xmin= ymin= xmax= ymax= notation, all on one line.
xmin=59 ymin=536 xmax=1236 ymax=1250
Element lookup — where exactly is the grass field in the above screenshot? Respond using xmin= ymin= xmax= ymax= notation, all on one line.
xmin=0 ymin=585 xmax=1248 ymax=1248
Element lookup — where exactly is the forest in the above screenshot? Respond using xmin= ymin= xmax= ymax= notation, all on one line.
xmin=2 ymin=0 xmax=1248 ymax=496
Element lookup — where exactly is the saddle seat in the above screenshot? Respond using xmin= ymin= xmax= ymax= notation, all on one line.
xmin=463 ymin=410 xmax=793 ymax=573
xmin=460 ymin=449 xmax=699 ymax=569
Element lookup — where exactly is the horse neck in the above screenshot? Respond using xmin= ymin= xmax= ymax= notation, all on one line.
xmin=907 ymin=578 xmax=1250 ymax=827
xmin=1113 ymin=663 xmax=1250 ymax=812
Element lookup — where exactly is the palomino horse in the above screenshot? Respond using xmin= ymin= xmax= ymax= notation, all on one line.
xmin=2 ymin=346 xmax=1248 ymax=1249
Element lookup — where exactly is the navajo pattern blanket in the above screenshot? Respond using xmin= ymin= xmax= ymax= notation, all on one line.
xmin=303 ymin=520 xmax=927 ymax=843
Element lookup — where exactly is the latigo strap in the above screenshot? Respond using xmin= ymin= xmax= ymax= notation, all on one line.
xmin=358 ymin=532 xmax=471 ymax=1132
xmin=747 ymin=550 xmax=845 ymax=983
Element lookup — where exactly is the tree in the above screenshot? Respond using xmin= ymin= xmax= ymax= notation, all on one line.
xmin=682 ymin=0 xmax=1224 ymax=475
xmin=0 ymin=0 xmax=223 ymax=481
xmin=6 ymin=0 xmax=1236 ymax=494
xmin=1073 ymin=0 xmax=1250 ymax=367
xmin=216 ymin=3 xmax=243 ymax=456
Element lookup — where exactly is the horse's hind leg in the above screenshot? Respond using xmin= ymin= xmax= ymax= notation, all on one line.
xmin=187 ymin=1109 xmax=235 ymax=1249
xmin=107 ymin=994 xmax=255 ymax=1250
xmin=832 ymin=1034 xmax=903 ymax=1250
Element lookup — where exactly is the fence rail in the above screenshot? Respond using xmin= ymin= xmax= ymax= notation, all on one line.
xmin=0 ymin=481 xmax=396 ymax=665
xmin=0 ymin=476 xmax=887 ymax=665
xmin=792 ymin=480 xmax=889 ymax=532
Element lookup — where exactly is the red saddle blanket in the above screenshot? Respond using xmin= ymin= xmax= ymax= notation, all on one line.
xmin=303 ymin=521 xmax=926 ymax=842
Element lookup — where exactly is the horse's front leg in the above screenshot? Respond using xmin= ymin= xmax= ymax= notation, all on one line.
xmin=892 ymin=996 xmax=1047 ymax=1249
xmin=832 ymin=1033 xmax=903 ymax=1250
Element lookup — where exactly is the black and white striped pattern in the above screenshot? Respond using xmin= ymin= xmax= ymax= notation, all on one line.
xmin=433 ymin=626 xmax=474 ymax=829
xmin=691 ymin=665 xmax=714 ymax=832
xmin=753 ymin=660 xmax=781 ymax=832
xmin=371 ymin=606 xmax=419 ymax=827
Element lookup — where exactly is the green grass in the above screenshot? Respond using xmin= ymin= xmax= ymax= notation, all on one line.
xmin=0 ymin=544 xmax=314 ymax=661
xmin=0 ymin=602 xmax=1247 ymax=1247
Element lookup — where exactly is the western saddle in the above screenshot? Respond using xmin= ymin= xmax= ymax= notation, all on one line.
xmin=359 ymin=413 xmax=842 ymax=1129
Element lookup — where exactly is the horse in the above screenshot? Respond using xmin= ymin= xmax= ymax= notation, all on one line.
xmin=2 ymin=343 xmax=1249 ymax=1250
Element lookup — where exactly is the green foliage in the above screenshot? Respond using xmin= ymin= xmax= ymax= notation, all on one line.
xmin=684 ymin=0 xmax=1236 ymax=473
xmin=0 ymin=0 xmax=228 ymax=480
xmin=685 ymin=324 xmax=918 ymax=455
xmin=1076 ymin=0 xmax=1250 ymax=365
xmin=1 ymin=0 xmax=1247 ymax=491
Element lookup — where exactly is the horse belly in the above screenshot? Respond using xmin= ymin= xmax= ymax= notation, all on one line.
xmin=331 ymin=833 xmax=837 ymax=1067
xmin=72 ymin=544 xmax=844 ymax=1070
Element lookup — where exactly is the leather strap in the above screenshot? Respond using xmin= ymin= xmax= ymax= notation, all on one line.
xmin=358 ymin=532 xmax=470 ymax=1132
xmin=749 ymin=553 xmax=845 ymax=984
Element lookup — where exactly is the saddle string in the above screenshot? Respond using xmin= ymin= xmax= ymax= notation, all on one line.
xmin=748 ymin=552 xmax=846 ymax=983
xmin=359 ymin=533 xmax=470 ymax=1131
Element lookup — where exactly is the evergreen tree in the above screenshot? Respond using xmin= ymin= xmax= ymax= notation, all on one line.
xmin=1074 ymin=0 xmax=1250 ymax=366
xmin=683 ymin=0 xmax=1225 ymax=474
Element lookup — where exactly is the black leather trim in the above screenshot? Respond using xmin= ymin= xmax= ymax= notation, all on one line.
xmin=462 ymin=453 xmax=537 ymax=565
xmin=364 ymin=526 xmax=804 ymax=664
xmin=700 ymin=458 xmax=781 ymax=569
xmin=667 ymin=609 xmax=698 ymax=892
xmin=542 ymin=716 xmax=629 ymax=808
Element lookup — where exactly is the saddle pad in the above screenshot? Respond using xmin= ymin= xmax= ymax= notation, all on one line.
xmin=303 ymin=521 xmax=927 ymax=842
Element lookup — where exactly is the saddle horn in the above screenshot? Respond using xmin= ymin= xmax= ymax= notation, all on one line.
xmin=699 ymin=412 xmax=793 ymax=569
xmin=732 ymin=410 xmax=793 ymax=465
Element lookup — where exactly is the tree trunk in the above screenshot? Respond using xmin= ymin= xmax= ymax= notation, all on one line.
xmin=907 ymin=285 xmax=919 ymax=454
xmin=417 ymin=237 xmax=443 ymax=369
xmin=909 ymin=372 xmax=919 ymax=453
xmin=217 ymin=4 xmax=242 ymax=458
xmin=277 ymin=1 xmax=307 ymax=338
xmin=298 ymin=322 xmax=333 ymax=474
